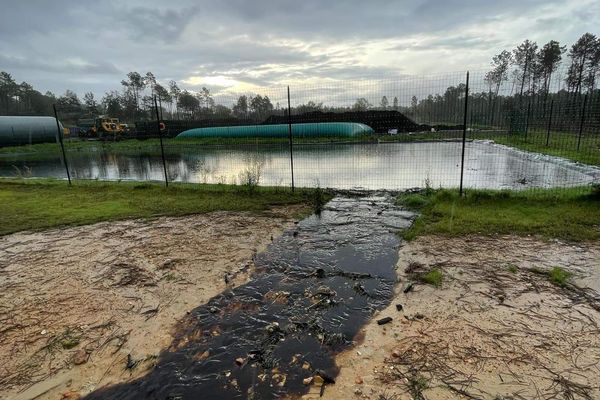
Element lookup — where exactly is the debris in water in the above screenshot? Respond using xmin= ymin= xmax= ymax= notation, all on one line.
xmin=235 ymin=357 xmax=245 ymax=366
xmin=266 ymin=322 xmax=281 ymax=334
xmin=303 ymin=377 xmax=313 ymax=385
xmin=377 ymin=317 xmax=393 ymax=325
xmin=316 ymin=369 xmax=336 ymax=384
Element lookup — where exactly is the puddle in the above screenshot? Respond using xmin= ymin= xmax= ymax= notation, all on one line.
xmin=84 ymin=195 xmax=415 ymax=399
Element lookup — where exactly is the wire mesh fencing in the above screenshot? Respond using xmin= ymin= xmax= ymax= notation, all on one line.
xmin=1 ymin=69 xmax=599 ymax=192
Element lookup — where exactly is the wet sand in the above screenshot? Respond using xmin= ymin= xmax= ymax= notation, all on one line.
xmin=324 ymin=235 xmax=600 ymax=399
xmin=0 ymin=205 xmax=307 ymax=400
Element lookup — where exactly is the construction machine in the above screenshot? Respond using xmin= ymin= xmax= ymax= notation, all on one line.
xmin=78 ymin=117 xmax=123 ymax=138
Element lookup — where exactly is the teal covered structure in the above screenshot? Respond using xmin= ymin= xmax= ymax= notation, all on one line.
xmin=176 ymin=122 xmax=373 ymax=139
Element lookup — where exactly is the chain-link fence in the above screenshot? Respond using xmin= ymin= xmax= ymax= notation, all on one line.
xmin=1 ymin=69 xmax=599 ymax=191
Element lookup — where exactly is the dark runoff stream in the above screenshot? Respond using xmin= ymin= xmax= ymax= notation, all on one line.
xmin=85 ymin=194 xmax=415 ymax=399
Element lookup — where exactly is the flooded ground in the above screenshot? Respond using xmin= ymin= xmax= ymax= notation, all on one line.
xmin=82 ymin=195 xmax=415 ymax=399
xmin=327 ymin=235 xmax=600 ymax=400
xmin=0 ymin=207 xmax=306 ymax=400
xmin=2 ymin=141 xmax=599 ymax=190
xmin=3 ymin=195 xmax=600 ymax=400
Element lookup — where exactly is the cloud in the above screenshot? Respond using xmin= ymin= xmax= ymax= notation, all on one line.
xmin=0 ymin=0 xmax=597 ymax=100
xmin=0 ymin=54 xmax=120 ymax=75
xmin=118 ymin=5 xmax=201 ymax=42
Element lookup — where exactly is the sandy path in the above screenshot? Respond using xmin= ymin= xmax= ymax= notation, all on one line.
xmin=0 ymin=205 xmax=307 ymax=400
xmin=324 ymin=235 xmax=600 ymax=400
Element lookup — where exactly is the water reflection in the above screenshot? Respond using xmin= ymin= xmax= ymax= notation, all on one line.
xmin=1 ymin=142 xmax=598 ymax=189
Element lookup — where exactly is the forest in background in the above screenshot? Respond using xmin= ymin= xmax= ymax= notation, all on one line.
xmin=0 ymin=33 xmax=598 ymax=130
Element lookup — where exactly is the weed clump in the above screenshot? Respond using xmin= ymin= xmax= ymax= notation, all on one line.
xmin=405 ymin=262 xmax=443 ymax=288
xmin=311 ymin=186 xmax=326 ymax=213
xmin=548 ymin=266 xmax=571 ymax=287
xmin=420 ymin=269 xmax=443 ymax=287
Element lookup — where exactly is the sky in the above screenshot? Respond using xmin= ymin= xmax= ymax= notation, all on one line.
xmin=0 ymin=0 xmax=598 ymax=105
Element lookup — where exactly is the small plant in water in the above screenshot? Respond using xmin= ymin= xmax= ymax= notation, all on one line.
xmin=312 ymin=186 xmax=326 ymax=214
xmin=424 ymin=174 xmax=433 ymax=196
xmin=238 ymin=154 xmax=265 ymax=192
xmin=12 ymin=165 xmax=32 ymax=178
xmin=507 ymin=264 xmax=518 ymax=273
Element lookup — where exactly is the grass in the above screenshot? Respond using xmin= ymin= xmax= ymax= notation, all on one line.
xmin=0 ymin=178 xmax=331 ymax=236
xmin=397 ymin=186 xmax=600 ymax=242
xmin=471 ymin=129 xmax=600 ymax=167
xmin=548 ymin=266 xmax=572 ymax=287
xmin=529 ymin=266 xmax=572 ymax=287
xmin=420 ymin=269 xmax=443 ymax=287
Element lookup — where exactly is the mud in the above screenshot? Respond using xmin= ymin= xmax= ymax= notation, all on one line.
xmin=327 ymin=235 xmax=600 ymax=399
xmin=84 ymin=195 xmax=415 ymax=399
xmin=0 ymin=206 xmax=306 ymax=400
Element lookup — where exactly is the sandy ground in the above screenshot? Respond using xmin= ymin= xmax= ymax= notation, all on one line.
xmin=325 ymin=235 xmax=600 ymax=400
xmin=0 ymin=205 xmax=307 ymax=400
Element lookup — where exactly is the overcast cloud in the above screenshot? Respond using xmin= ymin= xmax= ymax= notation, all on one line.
xmin=0 ymin=0 xmax=598 ymax=100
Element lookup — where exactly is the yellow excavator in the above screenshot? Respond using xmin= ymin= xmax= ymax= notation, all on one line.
xmin=79 ymin=117 xmax=123 ymax=138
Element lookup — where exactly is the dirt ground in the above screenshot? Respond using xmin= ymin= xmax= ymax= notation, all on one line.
xmin=0 ymin=205 xmax=307 ymax=400
xmin=325 ymin=235 xmax=600 ymax=400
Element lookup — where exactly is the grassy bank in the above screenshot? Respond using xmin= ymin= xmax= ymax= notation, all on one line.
xmin=471 ymin=129 xmax=600 ymax=167
xmin=398 ymin=187 xmax=600 ymax=242
xmin=0 ymin=179 xmax=330 ymax=236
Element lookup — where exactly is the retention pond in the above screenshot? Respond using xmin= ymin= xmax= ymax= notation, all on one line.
xmin=2 ymin=141 xmax=599 ymax=190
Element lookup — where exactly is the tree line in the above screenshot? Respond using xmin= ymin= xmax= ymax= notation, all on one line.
xmin=0 ymin=32 xmax=597 ymax=128
xmin=402 ymin=33 xmax=600 ymax=130
xmin=0 ymin=70 xmax=281 ymax=124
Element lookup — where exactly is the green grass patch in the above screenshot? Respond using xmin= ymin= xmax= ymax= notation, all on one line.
xmin=0 ymin=178 xmax=331 ymax=236
xmin=420 ymin=268 xmax=443 ymax=287
xmin=507 ymin=264 xmax=519 ymax=274
xmin=471 ymin=129 xmax=600 ymax=167
xmin=548 ymin=266 xmax=572 ymax=287
xmin=398 ymin=187 xmax=600 ymax=242
xmin=528 ymin=266 xmax=572 ymax=287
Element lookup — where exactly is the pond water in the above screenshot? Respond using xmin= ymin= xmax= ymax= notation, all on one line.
xmin=2 ymin=141 xmax=599 ymax=190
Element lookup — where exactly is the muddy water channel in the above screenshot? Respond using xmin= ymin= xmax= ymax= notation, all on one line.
xmin=85 ymin=195 xmax=415 ymax=399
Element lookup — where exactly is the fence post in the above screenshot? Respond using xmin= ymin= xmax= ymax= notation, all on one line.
xmin=53 ymin=104 xmax=71 ymax=186
xmin=287 ymin=86 xmax=295 ymax=192
xmin=545 ymin=100 xmax=554 ymax=146
xmin=154 ymin=96 xmax=169 ymax=187
xmin=524 ymin=101 xmax=531 ymax=140
xmin=459 ymin=72 xmax=469 ymax=196
xmin=577 ymin=94 xmax=588 ymax=152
